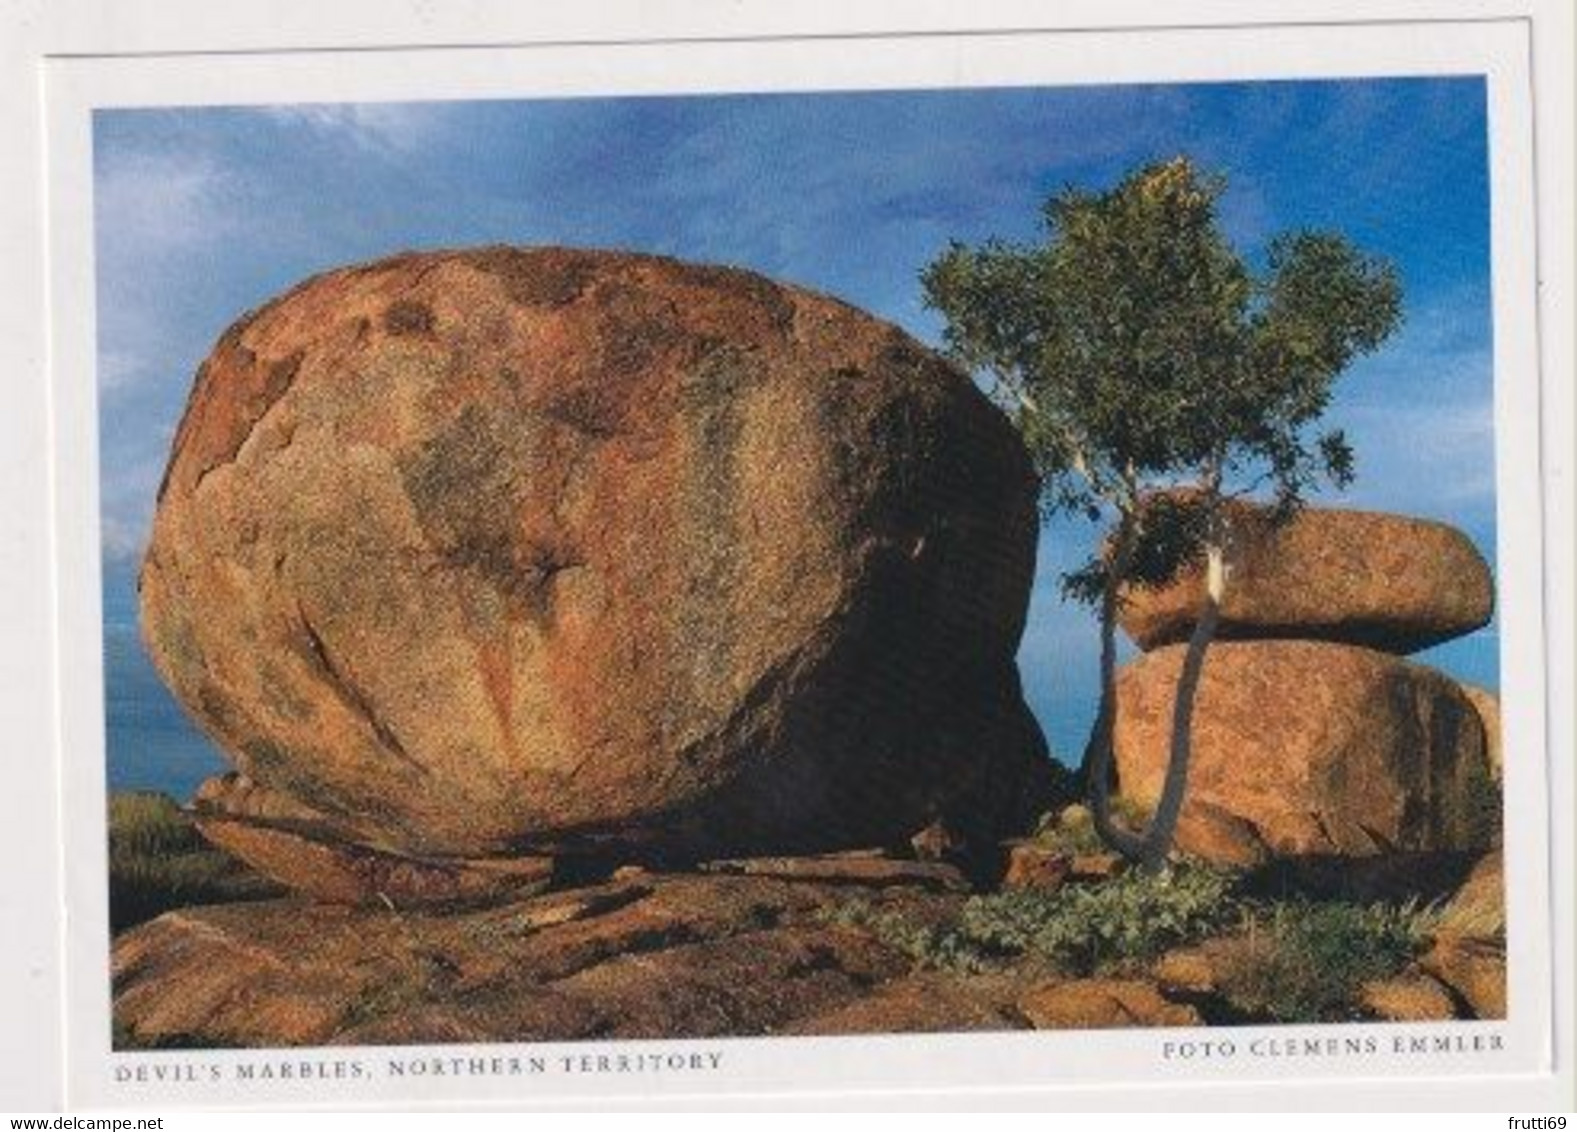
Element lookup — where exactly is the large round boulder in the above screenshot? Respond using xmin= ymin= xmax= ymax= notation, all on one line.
xmin=1112 ymin=640 xmax=1499 ymax=867
xmin=1118 ymin=504 xmax=1494 ymax=654
xmin=142 ymin=247 xmax=1053 ymax=866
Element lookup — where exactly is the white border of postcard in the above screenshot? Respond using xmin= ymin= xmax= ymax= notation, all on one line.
xmin=2 ymin=0 xmax=1570 ymax=1112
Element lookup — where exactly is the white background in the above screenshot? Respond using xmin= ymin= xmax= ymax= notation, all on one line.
xmin=2 ymin=0 xmax=1572 ymax=1113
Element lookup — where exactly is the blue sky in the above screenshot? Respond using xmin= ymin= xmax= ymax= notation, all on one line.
xmin=94 ymin=78 xmax=1496 ymax=787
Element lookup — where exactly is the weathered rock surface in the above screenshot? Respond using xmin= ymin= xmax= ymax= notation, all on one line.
xmin=141 ymin=247 xmax=1054 ymax=868
xmin=1151 ymin=936 xmax=1275 ymax=998
xmin=700 ymin=853 xmax=969 ymax=891
xmin=112 ymin=847 xmax=1484 ymax=1044
xmin=1017 ymin=979 xmax=1201 ymax=1030
xmin=114 ymin=867 xmax=1242 ymax=1048
xmin=1068 ymin=852 xmax=1128 ymax=883
xmin=112 ymin=873 xmax=950 ymax=1048
xmin=1460 ymin=684 xmax=1502 ymax=783
xmin=1118 ymin=505 xmax=1494 ymax=654
xmin=1113 ymin=640 xmax=1498 ymax=867
xmin=1420 ymin=934 xmax=1507 ymax=1019
xmin=1437 ymin=849 xmax=1505 ymax=941
xmin=781 ymin=973 xmax=1030 ymax=1035
xmin=999 ymin=843 xmax=1072 ymax=891
xmin=1358 ymin=973 xmax=1460 ymax=1022
xmin=190 ymin=773 xmax=554 ymax=907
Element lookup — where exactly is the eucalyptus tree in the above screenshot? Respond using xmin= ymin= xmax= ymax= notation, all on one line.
xmin=921 ymin=156 xmax=1402 ymax=871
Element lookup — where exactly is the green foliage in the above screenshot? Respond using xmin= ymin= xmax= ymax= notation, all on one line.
xmin=920 ymin=155 xmax=1403 ymax=598
xmin=1219 ymin=899 xmax=1438 ymax=1023
xmin=1030 ymin=800 xmax=1150 ymax=855
xmin=1031 ymin=805 xmax=1106 ymax=855
xmin=108 ymin=791 xmax=280 ymax=934
xmin=827 ymin=875 xmax=1444 ymax=1023
xmin=830 ymin=863 xmax=1237 ymax=977
xmin=923 ymin=155 xmax=1405 ymax=869
xmin=1457 ymin=743 xmax=1504 ymax=852
xmin=958 ymin=864 xmax=1237 ymax=976
xmin=109 ymin=791 xmax=207 ymax=857
xmin=825 ymin=899 xmax=995 ymax=973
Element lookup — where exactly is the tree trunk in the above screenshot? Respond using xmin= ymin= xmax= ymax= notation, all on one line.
xmin=1085 ymin=503 xmax=1228 ymax=873
xmin=1085 ymin=513 xmax=1147 ymax=861
xmin=1136 ymin=538 xmax=1225 ymax=872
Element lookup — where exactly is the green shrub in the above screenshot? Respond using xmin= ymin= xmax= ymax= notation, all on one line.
xmin=109 ymin=791 xmax=208 ymax=857
xmin=830 ymin=863 xmax=1237 ymax=976
xmin=1457 ymin=746 xmax=1503 ymax=849
xmin=1030 ymin=796 xmax=1156 ymax=857
xmin=958 ymin=864 xmax=1237 ymax=975
xmin=824 ymin=899 xmax=994 ymax=973
xmin=1218 ymin=899 xmax=1437 ymax=1023
xmin=108 ymin=791 xmax=280 ymax=934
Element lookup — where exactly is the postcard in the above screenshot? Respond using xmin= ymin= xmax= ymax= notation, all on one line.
xmin=2 ymin=0 xmax=1571 ymax=1112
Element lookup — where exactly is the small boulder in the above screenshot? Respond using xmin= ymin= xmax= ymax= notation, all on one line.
xmin=1118 ymin=504 xmax=1493 ymax=655
xmin=1114 ymin=640 xmax=1498 ymax=867
xmin=1359 ymin=973 xmax=1460 ymax=1022
xmin=1018 ymin=979 xmax=1200 ymax=1029
xmin=1420 ymin=934 xmax=1506 ymax=1019
xmin=1152 ymin=948 xmax=1221 ymax=996
xmin=1068 ymin=852 xmax=1128 ymax=883
xmin=909 ymin=819 xmax=968 ymax=863
xmin=1437 ymin=850 xmax=1505 ymax=941
xmin=1000 ymin=844 xmax=1072 ymax=891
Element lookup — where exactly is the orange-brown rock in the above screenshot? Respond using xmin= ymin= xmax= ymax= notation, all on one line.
xmin=1017 ymin=979 xmax=1200 ymax=1029
xmin=1358 ymin=973 xmax=1460 ymax=1022
xmin=111 ymin=872 xmax=957 ymax=1048
xmin=191 ymin=773 xmax=552 ymax=907
xmin=1113 ymin=640 xmax=1498 ymax=866
xmin=1152 ymin=937 xmax=1265 ymax=999
xmin=783 ymin=972 xmax=1028 ymax=1034
xmin=195 ymin=813 xmax=554 ymax=908
xmin=1420 ymin=934 xmax=1506 ymax=1019
xmin=909 ymin=819 xmax=968 ymax=863
xmin=1152 ymin=943 xmax=1229 ymax=995
xmin=141 ymin=247 xmax=1054 ymax=869
xmin=1000 ymin=843 xmax=1071 ymax=891
xmin=1068 ymin=852 xmax=1128 ymax=883
xmin=699 ymin=853 xmax=969 ymax=891
xmin=1460 ymin=684 xmax=1502 ymax=782
xmin=1437 ymin=849 xmax=1505 ymax=940
xmin=1118 ymin=505 xmax=1493 ymax=654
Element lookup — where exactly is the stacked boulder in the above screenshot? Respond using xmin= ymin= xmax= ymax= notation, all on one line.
xmin=1111 ymin=504 xmax=1501 ymax=868
xmin=141 ymin=246 xmax=1057 ymax=906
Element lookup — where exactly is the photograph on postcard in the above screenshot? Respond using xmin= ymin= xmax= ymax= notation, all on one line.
xmin=93 ymin=74 xmax=1512 ymax=1055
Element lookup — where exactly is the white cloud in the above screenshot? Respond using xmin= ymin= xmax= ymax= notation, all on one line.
xmin=100 ymin=514 xmax=148 ymax=564
xmin=95 ymin=348 xmax=149 ymax=394
xmin=1321 ymin=286 xmax=1497 ymax=522
xmin=1333 ymin=391 xmax=1497 ymax=516
xmin=94 ymin=148 xmax=234 ymax=261
xmin=256 ymin=102 xmax=446 ymax=154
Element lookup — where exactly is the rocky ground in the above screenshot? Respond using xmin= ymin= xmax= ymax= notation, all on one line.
xmin=111 ymin=801 xmax=1504 ymax=1049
